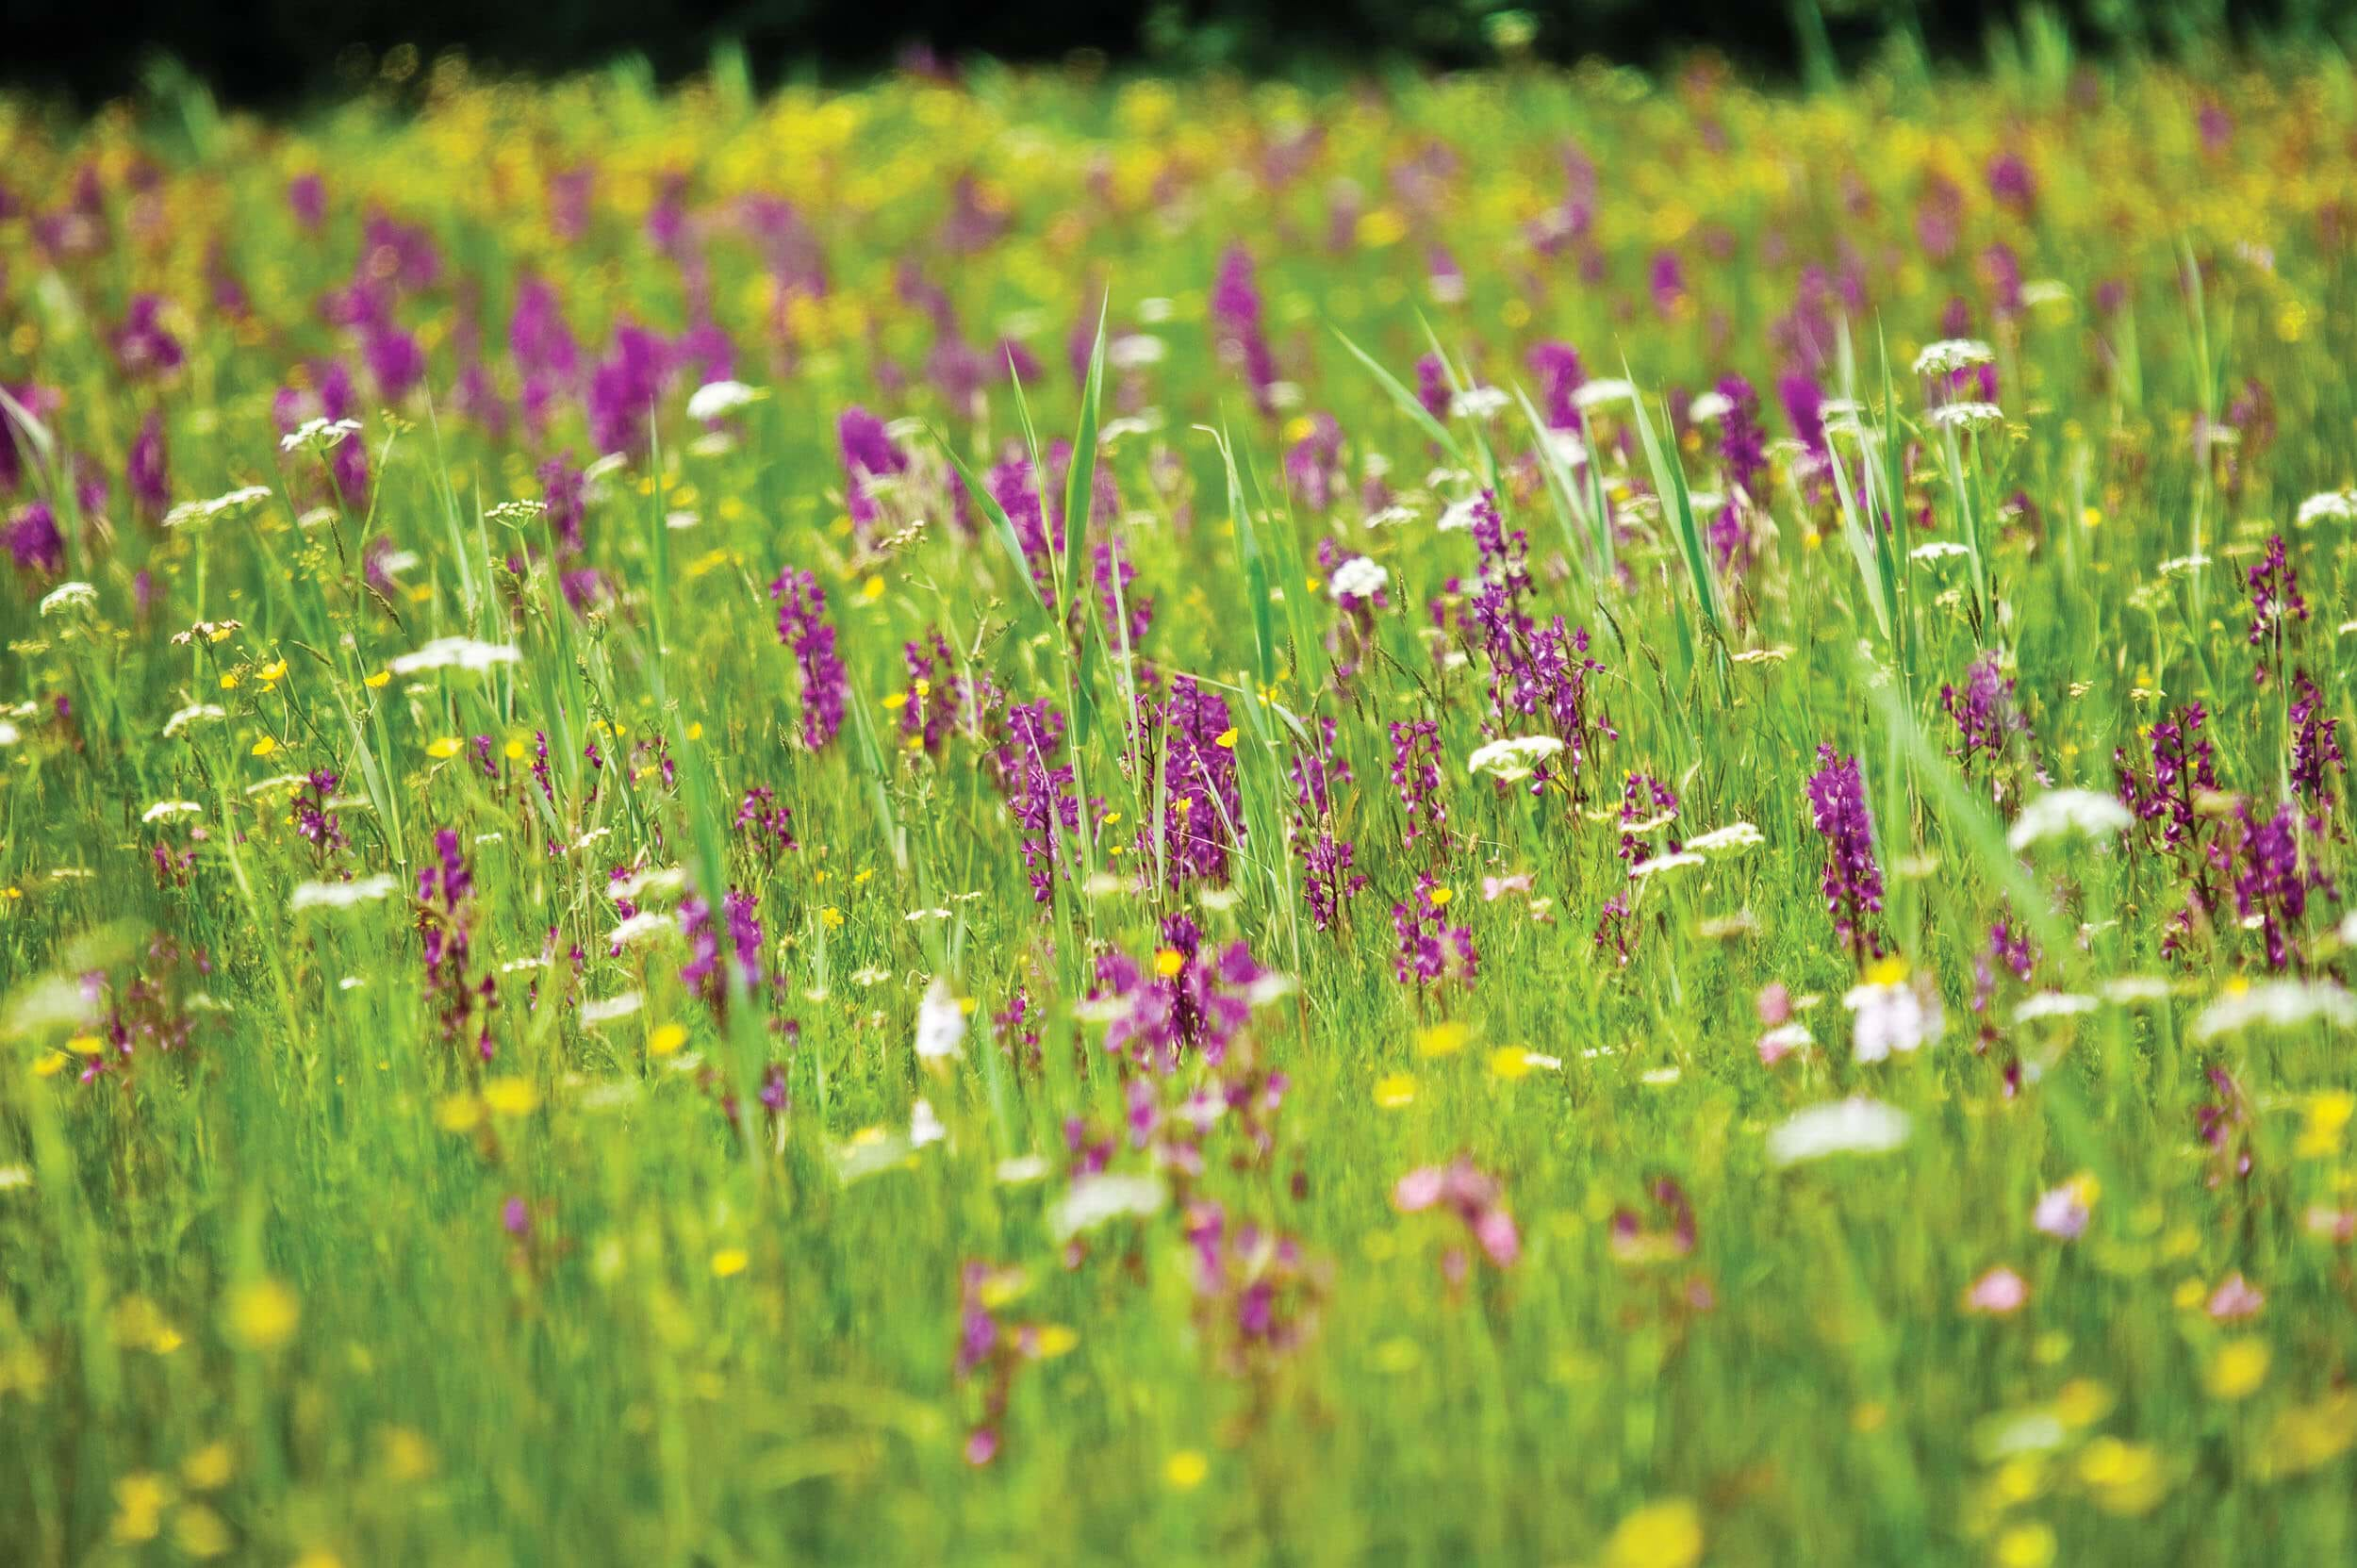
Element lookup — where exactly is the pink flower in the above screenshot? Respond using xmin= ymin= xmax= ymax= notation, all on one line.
xmin=1965 ymin=1266 xmax=2030 ymax=1315
xmin=1393 ymin=1158 xmax=1519 ymax=1269
xmin=1481 ymin=872 xmax=1535 ymax=902
xmin=2207 ymin=1273 xmax=2266 ymax=1321
xmin=2032 ymin=1180 xmax=2091 ymax=1241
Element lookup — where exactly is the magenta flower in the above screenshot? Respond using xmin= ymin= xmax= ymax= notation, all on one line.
xmin=1805 ymin=745 xmax=1884 ymax=960
xmin=1393 ymin=1158 xmax=1520 ymax=1270
xmin=768 ymin=567 xmax=847 ymax=751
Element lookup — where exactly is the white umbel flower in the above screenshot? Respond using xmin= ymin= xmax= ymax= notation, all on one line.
xmin=1768 ymin=1098 xmax=1912 ymax=1166
xmin=2008 ymin=788 xmax=2134 ymax=851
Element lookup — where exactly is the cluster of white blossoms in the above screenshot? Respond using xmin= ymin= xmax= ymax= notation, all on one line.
xmin=1467 ymin=734 xmax=1566 ymax=783
xmin=1911 ymin=338 xmax=1997 ymax=377
xmin=387 ymin=637 xmax=523 ymax=676
xmin=1930 ymin=401 xmax=2007 ymax=433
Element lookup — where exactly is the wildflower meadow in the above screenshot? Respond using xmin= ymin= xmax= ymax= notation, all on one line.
xmin=4 ymin=36 xmax=2357 ymax=1567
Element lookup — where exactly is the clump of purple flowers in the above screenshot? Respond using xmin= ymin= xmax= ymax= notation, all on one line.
xmin=1391 ymin=718 xmax=1445 ymax=858
xmin=991 ymin=700 xmax=1082 ymax=905
xmin=1939 ymin=652 xmax=2038 ymax=800
xmin=417 ymin=828 xmax=495 ymax=1061
xmin=1805 ymin=745 xmax=1884 ymax=961
xmin=2247 ymin=534 xmax=2308 ymax=686
xmin=680 ymin=887 xmax=766 ymax=1015
xmin=1091 ymin=917 xmax=1271 ymax=1074
xmin=1155 ymin=676 xmax=1242 ymax=884
xmin=1211 ymin=244 xmax=1278 ymax=412
xmin=2232 ymin=801 xmax=2332 ymax=970
xmin=1393 ymin=873 xmax=1476 ymax=988
xmin=1182 ymin=1200 xmax=1327 ymax=1375
xmin=1393 ymin=1158 xmax=1521 ymax=1285
xmin=769 ymin=566 xmax=847 ymax=751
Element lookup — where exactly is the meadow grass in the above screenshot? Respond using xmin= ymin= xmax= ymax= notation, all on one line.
xmin=2 ymin=45 xmax=2357 ymax=1567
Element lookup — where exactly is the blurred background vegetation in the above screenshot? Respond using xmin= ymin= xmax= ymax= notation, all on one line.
xmin=1 ymin=0 xmax=2352 ymax=107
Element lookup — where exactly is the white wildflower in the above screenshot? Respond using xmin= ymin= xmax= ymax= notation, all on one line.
xmin=1571 ymin=377 xmax=1636 ymax=411
xmin=1436 ymin=494 xmax=1484 ymax=533
xmin=2008 ymin=788 xmax=2134 ymax=850
xmin=580 ymin=992 xmax=645 ymax=1028
xmin=606 ymin=911 xmax=677 ymax=949
xmin=909 ymin=1098 xmax=947 ymax=1148
xmin=141 ymin=800 xmax=204 ymax=823
xmin=1688 ymin=389 xmax=1734 ymax=423
xmin=1683 ymin=822 xmax=1765 ymax=855
xmin=1049 ymin=1173 xmax=1168 ymax=1242
xmin=387 ymin=636 xmax=522 ymax=676
xmin=995 ymin=1155 xmax=1052 ymax=1185
xmin=162 ymin=703 xmax=226 ymax=736
xmin=2012 ymin=991 xmax=2100 ymax=1024
xmin=38 ymin=581 xmax=97 ymax=617
xmin=1467 ymin=734 xmax=1565 ymax=783
xmin=290 ymin=874 xmax=400 ymax=913
xmin=1845 ymin=972 xmax=1944 ymax=1062
xmin=1327 ymin=555 xmax=1389 ymax=602
xmin=1450 ymin=386 xmax=1509 ymax=420
xmin=684 ymin=379 xmax=763 ymax=422
xmin=1931 ymin=401 xmax=2006 ymax=433
xmin=162 ymin=485 xmax=272 ymax=529
xmin=1630 ymin=850 xmax=1705 ymax=880
xmin=279 ymin=417 xmax=361 ymax=454
xmin=2194 ymin=980 xmax=2357 ymax=1041
xmin=1912 ymin=338 xmax=1996 ymax=377
xmin=915 ymin=975 xmax=966 ymax=1063
xmin=1909 ymin=540 xmax=1971 ymax=562
xmin=609 ymin=867 xmax=685 ymax=903
xmin=2296 ymin=489 xmax=2357 ymax=526
xmin=1767 ymin=1098 xmax=1913 ymax=1166
xmin=1107 ymin=334 xmax=1166 ymax=370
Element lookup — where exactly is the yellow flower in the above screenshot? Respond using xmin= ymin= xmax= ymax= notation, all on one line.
xmin=434 ymin=1094 xmax=484 ymax=1132
xmin=173 ymin=1501 xmax=233 ymax=1559
xmin=1992 ymin=1521 xmax=2057 ymax=1568
xmin=480 ymin=1077 xmax=537 ymax=1116
xmin=2263 ymin=1392 xmax=2357 ymax=1477
xmin=2206 ymin=1338 xmax=2271 ymax=1401
xmin=1426 ymin=885 xmax=1455 ymax=907
xmin=1489 ymin=1048 xmax=1534 ymax=1081
xmin=425 ymin=736 xmax=463 ymax=760
xmin=1031 ymin=1324 xmax=1079 ymax=1359
xmin=503 ymin=737 xmax=527 ymax=761
xmin=711 ymin=1247 xmax=750 ymax=1278
xmin=378 ymin=1425 xmax=437 ymax=1482
xmin=1214 ymin=727 xmax=1238 ymax=749
xmin=2052 ymin=1378 xmax=2116 ymax=1428
xmin=223 ymin=1279 xmax=300 ymax=1352
xmin=1604 ymin=1497 xmax=1704 ymax=1568
xmin=2076 ymin=1437 xmax=2166 ymax=1515
xmin=1153 ymin=948 xmax=1186 ymax=978
xmin=2297 ymin=1090 xmax=2355 ymax=1158
xmin=251 ymin=736 xmax=278 ymax=757
xmin=1416 ymin=1020 xmax=1470 ymax=1057
xmin=820 ymin=905 xmax=844 ymax=930
xmin=1373 ymin=1073 xmax=1417 ymax=1109
xmin=649 ymin=1022 xmax=688 ymax=1057
xmin=180 ymin=1441 xmax=234 ymax=1490
xmin=109 ymin=1471 xmax=172 ymax=1543
xmin=1164 ymin=1448 xmax=1209 ymax=1490
xmin=364 ymin=670 xmax=391 ymax=689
